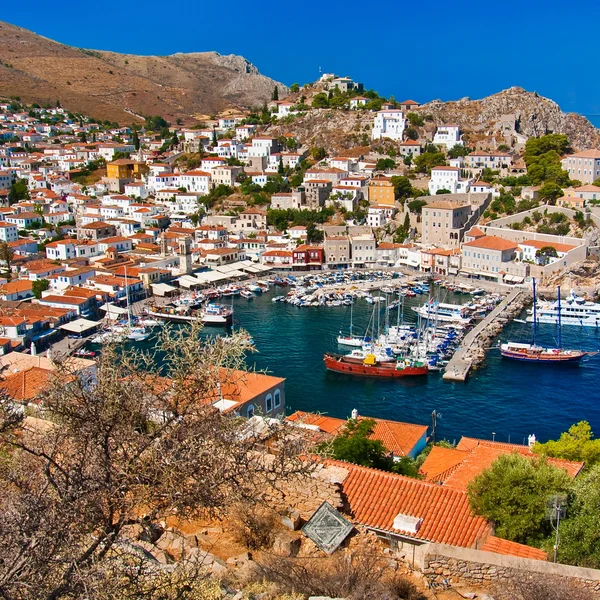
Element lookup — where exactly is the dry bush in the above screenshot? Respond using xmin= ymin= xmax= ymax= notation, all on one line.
xmin=231 ymin=505 xmax=278 ymax=550
xmin=494 ymin=574 xmax=595 ymax=600
xmin=257 ymin=551 xmax=425 ymax=600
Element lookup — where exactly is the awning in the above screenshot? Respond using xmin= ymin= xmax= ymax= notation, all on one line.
xmin=59 ymin=318 xmax=99 ymax=334
xmin=178 ymin=275 xmax=205 ymax=288
xmin=504 ymin=274 xmax=525 ymax=283
xmin=215 ymin=267 xmax=246 ymax=277
xmin=151 ymin=283 xmax=177 ymax=296
xmin=100 ymin=303 xmax=128 ymax=316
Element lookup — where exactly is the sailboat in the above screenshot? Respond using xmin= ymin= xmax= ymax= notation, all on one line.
xmin=337 ymin=301 xmax=369 ymax=347
xmin=500 ymin=279 xmax=590 ymax=363
xmin=92 ymin=267 xmax=151 ymax=343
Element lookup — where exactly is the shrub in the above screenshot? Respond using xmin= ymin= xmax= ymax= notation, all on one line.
xmin=230 ymin=505 xmax=277 ymax=550
xmin=258 ymin=551 xmax=426 ymax=600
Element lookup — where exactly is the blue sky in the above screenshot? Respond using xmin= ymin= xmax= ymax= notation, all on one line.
xmin=3 ymin=0 xmax=599 ymax=117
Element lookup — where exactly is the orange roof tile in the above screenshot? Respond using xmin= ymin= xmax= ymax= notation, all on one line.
xmin=482 ymin=536 xmax=547 ymax=561
xmin=462 ymin=236 xmax=518 ymax=251
xmin=287 ymin=411 xmax=427 ymax=457
xmin=329 ymin=460 xmax=491 ymax=547
xmin=0 ymin=367 xmax=53 ymax=402
xmin=420 ymin=446 xmax=470 ymax=483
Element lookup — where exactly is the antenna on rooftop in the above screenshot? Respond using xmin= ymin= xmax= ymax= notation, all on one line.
xmin=546 ymin=494 xmax=567 ymax=563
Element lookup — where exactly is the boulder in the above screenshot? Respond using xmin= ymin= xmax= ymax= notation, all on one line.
xmin=272 ymin=532 xmax=302 ymax=557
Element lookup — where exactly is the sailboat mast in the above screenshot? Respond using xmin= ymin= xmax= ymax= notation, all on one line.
xmin=557 ymin=285 xmax=562 ymax=349
xmin=532 ymin=277 xmax=537 ymax=347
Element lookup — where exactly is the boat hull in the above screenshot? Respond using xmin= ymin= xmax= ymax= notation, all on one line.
xmin=500 ymin=349 xmax=585 ymax=362
xmin=324 ymin=354 xmax=428 ymax=378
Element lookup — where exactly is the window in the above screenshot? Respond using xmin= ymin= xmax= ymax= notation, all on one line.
xmin=274 ymin=389 xmax=281 ymax=408
xmin=247 ymin=404 xmax=255 ymax=418
xmin=265 ymin=394 xmax=272 ymax=412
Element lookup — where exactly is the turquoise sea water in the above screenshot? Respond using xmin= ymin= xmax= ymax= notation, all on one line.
xmin=228 ymin=290 xmax=600 ymax=444
xmin=95 ymin=289 xmax=600 ymax=444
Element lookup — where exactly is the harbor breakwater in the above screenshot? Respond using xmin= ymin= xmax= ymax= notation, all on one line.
xmin=443 ymin=290 xmax=531 ymax=382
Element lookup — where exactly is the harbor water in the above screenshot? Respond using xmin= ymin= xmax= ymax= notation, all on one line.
xmin=233 ymin=289 xmax=600 ymax=444
xmin=93 ymin=287 xmax=600 ymax=444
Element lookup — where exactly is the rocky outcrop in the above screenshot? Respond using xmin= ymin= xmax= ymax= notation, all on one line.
xmin=419 ymin=87 xmax=600 ymax=150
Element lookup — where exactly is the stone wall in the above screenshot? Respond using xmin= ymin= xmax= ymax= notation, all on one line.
xmin=413 ymin=543 xmax=600 ymax=593
xmin=260 ymin=464 xmax=348 ymax=522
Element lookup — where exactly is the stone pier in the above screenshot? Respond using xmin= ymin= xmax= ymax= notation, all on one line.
xmin=443 ymin=289 xmax=528 ymax=382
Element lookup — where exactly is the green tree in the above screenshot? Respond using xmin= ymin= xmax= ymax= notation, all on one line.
xmin=535 ymin=246 xmax=559 ymax=265
xmin=404 ymin=127 xmax=419 ymax=141
xmin=272 ymin=86 xmax=279 ymax=101
xmin=8 ymin=179 xmax=30 ymax=205
xmin=0 ymin=242 xmax=15 ymax=279
xmin=447 ymin=144 xmax=468 ymax=159
xmin=406 ymin=112 xmax=424 ymax=127
xmin=132 ymin=130 xmax=140 ymax=150
xmin=32 ymin=278 xmax=50 ymax=299
xmin=376 ymin=158 xmax=395 ymax=171
xmin=413 ymin=152 xmax=446 ymax=173
xmin=144 ymin=115 xmax=169 ymax=131
xmin=310 ymin=146 xmax=327 ymax=161
xmin=325 ymin=418 xmax=392 ymax=470
xmin=467 ymin=453 xmax=571 ymax=544
xmin=524 ymin=134 xmax=571 ymax=186
xmin=436 ymin=189 xmax=451 ymax=195
xmin=559 ymin=464 xmax=600 ymax=567
xmin=277 ymin=158 xmax=285 ymax=175
xmin=312 ymin=93 xmax=329 ymax=108
xmin=290 ymin=83 xmax=300 ymax=93
xmin=538 ymin=181 xmax=563 ymax=203
xmin=407 ymin=199 xmax=427 ymax=214
xmin=390 ymin=176 xmax=413 ymax=200
xmin=306 ymin=222 xmax=324 ymax=244
xmin=533 ymin=421 xmax=600 ymax=465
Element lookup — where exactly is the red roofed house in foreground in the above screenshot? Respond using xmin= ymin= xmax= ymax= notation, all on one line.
xmin=287 ymin=410 xmax=428 ymax=459
xmin=419 ymin=436 xmax=584 ymax=491
xmin=315 ymin=459 xmax=548 ymax=560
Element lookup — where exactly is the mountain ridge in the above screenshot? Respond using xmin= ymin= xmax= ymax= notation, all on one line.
xmin=0 ymin=20 xmax=287 ymax=123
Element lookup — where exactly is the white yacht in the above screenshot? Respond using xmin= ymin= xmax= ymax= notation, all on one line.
xmin=412 ymin=301 xmax=472 ymax=325
xmin=527 ymin=290 xmax=600 ymax=327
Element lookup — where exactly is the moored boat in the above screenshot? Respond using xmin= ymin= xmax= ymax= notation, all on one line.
xmin=501 ymin=280 xmax=592 ymax=364
xmin=324 ymin=353 xmax=428 ymax=378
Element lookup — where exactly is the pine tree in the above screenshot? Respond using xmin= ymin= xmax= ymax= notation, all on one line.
xmin=132 ymin=130 xmax=140 ymax=150
xmin=278 ymin=158 xmax=284 ymax=175
xmin=272 ymin=86 xmax=279 ymax=101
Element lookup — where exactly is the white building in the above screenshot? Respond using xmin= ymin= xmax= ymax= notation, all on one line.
xmin=179 ymin=170 xmax=211 ymax=195
xmin=350 ymin=234 xmax=377 ymax=267
xmin=428 ymin=167 xmax=471 ymax=195
xmin=561 ymin=150 xmax=600 ymax=185
xmin=0 ymin=223 xmax=18 ymax=242
xmin=433 ymin=125 xmax=463 ymax=150
xmin=372 ymin=110 xmax=406 ymax=141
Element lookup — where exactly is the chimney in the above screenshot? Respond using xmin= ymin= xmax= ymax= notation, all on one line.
xmin=528 ymin=434 xmax=537 ymax=448
xmin=351 ymin=408 xmax=358 ymax=420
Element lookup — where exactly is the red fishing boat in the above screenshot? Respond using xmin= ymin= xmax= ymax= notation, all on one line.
xmin=324 ymin=353 xmax=428 ymax=378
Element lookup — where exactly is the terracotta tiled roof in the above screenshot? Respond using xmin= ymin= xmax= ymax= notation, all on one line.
xmin=466 ymin=227 xmax=485 ymax=237
xmin=566 ymin=150 xmax=600 ymax=159
xmin=0 ymin=366 xmax=53 ymax=402
xmin=420 ymin=446 xmax=470 ymax=482
xmin=329 ymin=460 xmax=491 ymax=547
xmin=462 ymin=236 xmax=518 ymax=251
xmin=482 ymin=536 xmax=547 ymax=561
xmin=424 ymin=437 xmax=586 ymax=490
xmin=287 ymin=411 xmax=427 ymax=458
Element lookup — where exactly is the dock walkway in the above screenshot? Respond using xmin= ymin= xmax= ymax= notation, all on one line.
xmin=443 ymin=289 xmax=525 ymax=382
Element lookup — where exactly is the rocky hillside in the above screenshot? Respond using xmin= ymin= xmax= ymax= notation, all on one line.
xmin=0 ymin=20 xmax=287 ymax=123
xmin=418 ymin=87 xmax=600 ymax=150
